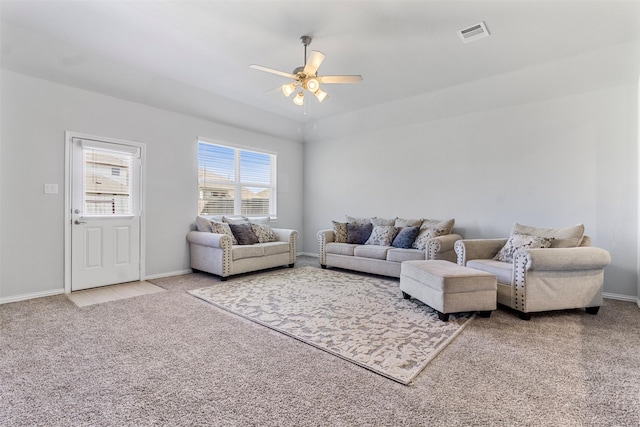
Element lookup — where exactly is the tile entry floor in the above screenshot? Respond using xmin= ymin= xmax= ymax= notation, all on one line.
xmin=68 ymin=281 xmax=164 ymax=307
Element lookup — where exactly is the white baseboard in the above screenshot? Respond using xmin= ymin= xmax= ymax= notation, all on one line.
xmin=0 ymin=288 xmax=65 ymax=305
xmin=298 ymin=252 xmax=318 ymax=258
xmin=144 ymin=269 xmax=193 ymax=281
xmin=603 ymin=292 xmax=640 ymax=308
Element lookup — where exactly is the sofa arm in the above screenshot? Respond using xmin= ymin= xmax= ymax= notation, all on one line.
xmin=427 ymin=234 xmax=463 ymax=261
xmin=186 ymin=230 xmax=233 ymax=249
xmin=272 ymin=228 xmax=299 ymax=265
xmin=455 ymin=238 xmax=508 ymax=265
xmin=517 ymin=247 xmax=611 ymax=272
xmin=272 ymin=228 xmax=298 ymax=243
xmin=317 ymin=229 xmax=335 ymax=266
xmin=186 ymin=231 xmax=233 ymax=277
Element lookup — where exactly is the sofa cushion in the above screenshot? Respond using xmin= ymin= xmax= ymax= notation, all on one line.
xmin=512 ymin=223 xmax=584 ymax=248
xmin=347 ymin=222 xmax=373 ymax=244
xmin=386 ymin=248 xmax=426 ymax=262
xmin=394 ymin=218 xmax=423 ymax=228
xmin=232 ymin=244 xmax=265 ymax=260
xmin=493 ymin=232 xmax=553 ymax=263
xmin=246 ymin=216 xmax=271 ymax=225
xmin=211 ymin=220 xmax=238 ymax=245
xmin=195 ymin=216 xmax=214 ymax=232
xmin=365 ymin=225 xmax=399 ymax=246
xmin=332 ymin=221 xmax=348 ymax=243
xmin=229 ymin=223 xmax=259 ymax=245
xmin=391 ymin=226 xmax=420 ymax=249
xmin=250 ymin=223 xmax=277 ymax=243
xmin=345 ymin=215 xmax=373 ymax=225
xmin=370 ymin=217 xmax=396 ymax=226
xmin=326 ymin=242 xmax=358 ymax=256
xmin=223 ymin=215 xmax=251 ymax=224
xmin=467 ymin=259 xmax=513 ymax=285
xmin=420 ymin=218 xmax=455 ymax=230
xmin=262 ymin=241 xmax=290 ymax=256
xmin=354 ymin=245 xmax=391 ymax=260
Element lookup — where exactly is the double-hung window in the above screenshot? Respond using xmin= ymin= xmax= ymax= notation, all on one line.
xmin=198 ymin=140 xmax=276 ymax=217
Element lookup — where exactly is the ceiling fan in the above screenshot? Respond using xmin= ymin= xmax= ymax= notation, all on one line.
xmin=250 ymin=35 xmax=363 ymax=106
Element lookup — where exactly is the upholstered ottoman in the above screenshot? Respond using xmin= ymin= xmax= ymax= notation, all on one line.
xmin=400 ymin=260 xmax=497 ymax=321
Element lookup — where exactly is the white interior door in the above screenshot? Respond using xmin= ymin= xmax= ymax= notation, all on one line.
xmin=70 ymin=137 xmax=142 ymax=291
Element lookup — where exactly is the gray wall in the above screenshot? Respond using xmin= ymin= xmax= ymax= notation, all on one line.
xmin=303 ymin=43 xmax=639 ymax=300
xmin=1 ymin=40 xmax=639 ymax=303
xmin=0 ymin=71 xmax=304 ymax=301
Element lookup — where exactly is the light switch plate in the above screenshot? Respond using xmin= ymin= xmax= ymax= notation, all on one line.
xmin=44 ymin=183 xmax=58 ymax=194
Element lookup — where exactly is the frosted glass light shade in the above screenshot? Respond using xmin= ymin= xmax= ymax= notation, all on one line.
xmin=314 ymin=89 xmax=328 ymax=102
xmin=282 ymin=83 xmax=296 ymax=97
xmin=306 ymin=78 xmax=320 ymax=93
xmin=293 ymin=91 xmax=304 ymax=106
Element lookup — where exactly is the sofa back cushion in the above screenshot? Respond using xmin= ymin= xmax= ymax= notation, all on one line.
xmin=512 ymin=223 xmax=584 ymax=248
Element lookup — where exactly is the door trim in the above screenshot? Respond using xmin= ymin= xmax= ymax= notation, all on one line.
xmin=64 ymin=131 xmax=146 ymax=294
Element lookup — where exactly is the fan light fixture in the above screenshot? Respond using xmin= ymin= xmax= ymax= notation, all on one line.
xmin=293 ymin=91 xmax=305 ymax=106
xmin=282 ymin=82 xmax=296 ymax=97
xmin=250 ymin=35 xmax=363 ymax=107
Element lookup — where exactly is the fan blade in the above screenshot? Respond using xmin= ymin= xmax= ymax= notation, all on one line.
xmin=303 ymin=51 xmax=325 ymax=76
xmin=250 ymin=64 xmax=296 ymax=79
xmin=319 ymin=75 xmax=363 ymax=84
xmin=265 ymin=86 xmax=282 ymax=95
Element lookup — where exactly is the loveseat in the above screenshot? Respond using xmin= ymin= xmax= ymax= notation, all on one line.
xmin=318 ymin=216 xmax=462 ymax=278
xmin=187 ymin=216 xmax=298 ymax=280
xmin=455 ymin=223 xmax=611 ymax=320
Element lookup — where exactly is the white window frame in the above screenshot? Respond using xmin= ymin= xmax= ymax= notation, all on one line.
xmin=197 ymin=138 xmax=277 ymax=218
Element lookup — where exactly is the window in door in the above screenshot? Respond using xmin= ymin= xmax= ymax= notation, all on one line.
xmin=198 ymin=140 xmax=276 ymax=217
xmin=83 ymin=147 xmax=134 ymax=215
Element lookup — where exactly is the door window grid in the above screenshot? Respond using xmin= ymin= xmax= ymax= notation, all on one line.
xmin=83 ymin=148 xmax=133 ymax=215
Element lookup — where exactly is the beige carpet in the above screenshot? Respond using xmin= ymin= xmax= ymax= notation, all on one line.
xmin=2 ymin=258 xmax=640 ymax=425
xmin=188 ymin=266 xmax=474 ymax=384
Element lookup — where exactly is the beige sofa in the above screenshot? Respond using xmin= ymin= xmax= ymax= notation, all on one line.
xmin=187 ymin=216 xmax=298 ymax=280
xmin=318 ymin=216 xmax=462 ymax=278
xmin=454 ymin=223 xmax=611 ymax=320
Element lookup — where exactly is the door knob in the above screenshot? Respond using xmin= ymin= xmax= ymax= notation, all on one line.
xmin=74 ymin=219 xmax=86 ymax=225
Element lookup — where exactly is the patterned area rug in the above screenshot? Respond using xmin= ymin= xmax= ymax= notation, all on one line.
xmin=188 ymin=266 xmax=474 ymax=384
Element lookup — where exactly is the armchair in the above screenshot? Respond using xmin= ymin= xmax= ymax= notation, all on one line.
xmin=454 ymin=223 xmax=611 ymax=320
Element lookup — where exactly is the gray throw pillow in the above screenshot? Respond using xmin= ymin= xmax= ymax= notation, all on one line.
xmin=229 ymin=223 xmax=259 ymax=245
xmin=347 ymin=222 xmax=373 ymax=245
xmin=391 ymin=226 xmax=420 ymax=249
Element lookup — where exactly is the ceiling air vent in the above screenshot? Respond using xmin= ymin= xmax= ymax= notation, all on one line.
xmin=457 ymin=21 xmax=490 ymax=44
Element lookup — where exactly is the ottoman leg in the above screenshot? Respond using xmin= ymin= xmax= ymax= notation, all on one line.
xmin=478 ymin=311 xmax=492 ymax=318
xmin=437 ymin=311 xmax=449 ymax=322
xmin=401 ymin=291 xmax=411 ymax=300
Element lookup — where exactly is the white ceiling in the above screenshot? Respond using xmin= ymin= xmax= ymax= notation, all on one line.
xmin=1 ymin=0 xmax=639 ymax=126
